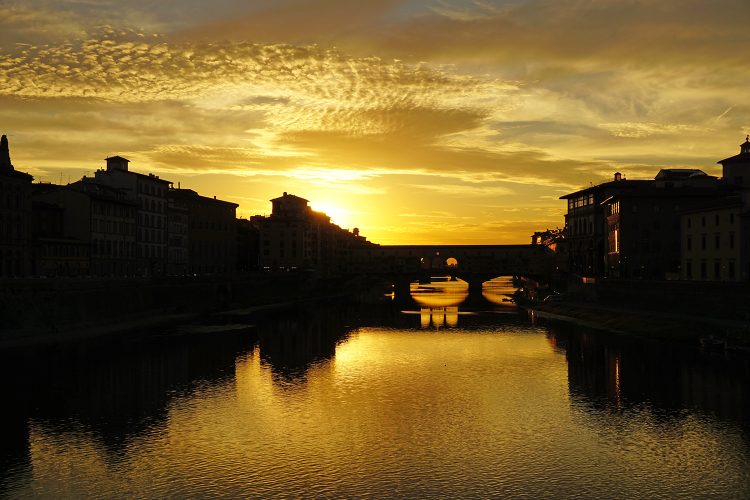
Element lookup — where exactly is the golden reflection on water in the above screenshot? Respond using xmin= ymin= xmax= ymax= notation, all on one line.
xmin=409 ymin=277 xmax=468 ymax=308
xmin=9 ymin=284 xmax=750 ymax=498
xmin=16 ymin=327 xmax=750 ymax=498
xmin=482 ymin=276 xmax=518 ymax=307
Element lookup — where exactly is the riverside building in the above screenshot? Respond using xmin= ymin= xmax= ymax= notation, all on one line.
xmin=93 ymin=156 xmax=170 ymax=276
xmin=0 ymin=135 xmax=33 ymax=277
xmin=169 ymin=188 xmax=238 ymax=275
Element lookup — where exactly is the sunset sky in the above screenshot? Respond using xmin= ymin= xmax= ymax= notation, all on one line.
xmin=1 ymin=0 xmax=748 ymax=244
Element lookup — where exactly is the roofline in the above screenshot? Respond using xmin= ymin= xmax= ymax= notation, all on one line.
xmin=271 ymin=194 xmax=309 ymax=203
xmin=559 ymin=179 xmax=651 ymax=199
xmin=718 ymin=153 xmax=750 ymax=164
xmin=171 ymin=188 xmax=238 ymax=207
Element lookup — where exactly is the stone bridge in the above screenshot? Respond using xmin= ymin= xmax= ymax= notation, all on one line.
xmin=351 ymin=244 xmax=552 ymax=296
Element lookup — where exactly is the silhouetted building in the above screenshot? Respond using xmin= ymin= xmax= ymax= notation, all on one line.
xmin=169 ymin=188 xmax=238 ymax=275
xmin=560 ymin=173 xmax=650 ymax=277
xmin=719 ymin=136 xmax=750 ymax=196
xmin=257 ymin=192 xmax=368 ymax=274
xmin=0 ymin=135 xmax=33 ymax=277
xmin=680 ymin=197 xmax=747 ymax=281
xmin=31 ymin=184 xmax=90 ymax=276
xmin=601 ymin=169 xmax=725 ymax=279
xmin=236 ymin=217 xmax=260 ymax=272
xmin=259 ymin=193 xmax=321 ymax=270
xmin=94 ymin=156 xmax=170 ymax=276
xmin=675 ymin=137 xmax=750 ymax=282
xmin=167 ymin=192 xmax=188 ymax=275
xmin=70 ymin=178 xmax=137 ymax=276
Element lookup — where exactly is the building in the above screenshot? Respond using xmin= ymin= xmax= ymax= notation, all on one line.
xmin=677 ymin=137 xmax=750 ymax=282
xmin=259 ymin=193 xmax=320 ymax=271
xmin=680 ymin=197 xmax=747 ymax=281
xmin=718 ymin=136 xmax=750 ymax=197
xmin=93 ymin=156 xmax=170 ymax=276
xmin=601 ymin=169 xmax=725 ymax=279
xmin=31 ymin=184 xmax=90 ymax=277
xmin=0 ymin=135 xmax=33 ymax=277
xmin=169 ymin=188 xmax=238 ymax=275
xmin=257 ymin=192 xmax=370 ymax=274
xmin=560 ymin=173 xmax=650 ymax=277
xmin=236 ymin=217 xmax=260 ymax=273
xmin=70 ymin=178 xmax=137 ymax=276
xmin=167 ymin=192 xmax=189 ymax=275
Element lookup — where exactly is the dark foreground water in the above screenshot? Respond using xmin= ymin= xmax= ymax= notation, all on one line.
xmin=1 ymin=278 xmax=749 ymax=498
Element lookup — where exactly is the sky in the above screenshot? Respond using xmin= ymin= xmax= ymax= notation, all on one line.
xmin=1 ymin=0 xmax=748 ymax=244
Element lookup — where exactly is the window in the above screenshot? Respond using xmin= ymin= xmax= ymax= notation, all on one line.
xmin=687 ymin=217 xmax=691 ymax=228
xmin=715 ymin=214 xmax=720 ymax=226
xmin=730 ymin=232 xmax=735 ymax=249
xmin=701 ymin=235 xmax=706 ymax=250
xmin=715 ymin=234 xmax=720 ymax=250
xmin=686 ymin=260 xmax=692 ymax=279
xmin=700 ymin=261 xmax=707 ymax=279
xmin=714 ymin=260 xmax=721 ymax=280
xmin=729 ymin=261 xmax=736 ymax=279
xmin=686 ymin=236 xmax=692 ymax=251
xmin=730 ymin=213 xmax=735 ymax=224
xmin=701 ymin=216 xmax=706 ymax=227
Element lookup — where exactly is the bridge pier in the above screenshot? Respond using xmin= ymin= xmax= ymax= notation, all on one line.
xmin=467 ymin=278 xmax=485 ymax=296
xmin=393 ymin=277 xmax=413 ymax=304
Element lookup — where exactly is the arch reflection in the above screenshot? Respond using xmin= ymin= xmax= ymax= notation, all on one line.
xmin=481 ymin=276 xmax=518 ymax=308
xmin=409 ymin=277 xmax=467 ymax=329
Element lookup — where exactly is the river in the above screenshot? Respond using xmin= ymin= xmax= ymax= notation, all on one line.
xmin=1 ymin=277 xmax=749 ymax=498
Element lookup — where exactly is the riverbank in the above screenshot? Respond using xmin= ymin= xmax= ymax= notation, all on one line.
xmin=0 ymin=273 xmax=361 ymax=350
xmin=531 ymin=300 xmax=750 ymax=352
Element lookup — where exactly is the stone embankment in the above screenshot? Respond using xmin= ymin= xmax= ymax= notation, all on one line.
xmin=532 ymin=298 xmax=750 ymax=352
xmin=0 ymin=273 xmax=351 ymax=348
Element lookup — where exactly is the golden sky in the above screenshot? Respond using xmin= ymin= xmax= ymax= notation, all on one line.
xmin=1 ymin=0 xmax=748 ymax=244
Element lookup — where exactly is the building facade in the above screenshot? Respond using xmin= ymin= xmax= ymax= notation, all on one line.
xmin=70 ymin=178 xmax=137 ymax=276
xmin=0 ymin=135 xmax=33 ymax=277
xmin=170 ymin=188 xmax=238 ymax=275
xmin=680 ymin=199 xmax=747 ymax=281
xmin=236 ymin=217 xmax=260 ymax=273
xmin=94 ymin=156 xmax=170 ymax=276
xmin=167 ymin=193 xmax=189 ymax=275
xmin=31 ymin=184 xmax=91 ymax=277
xmin=601 ymin=170 xmax=725 ymax=280
xmin=257 ymin=192 xmax=371 ymax=274
xmin=560 ymin=174 xmax=650 ymax=278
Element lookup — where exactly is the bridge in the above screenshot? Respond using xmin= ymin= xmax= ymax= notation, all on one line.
xmin=351 ymin=244 xmax=553 ymax=298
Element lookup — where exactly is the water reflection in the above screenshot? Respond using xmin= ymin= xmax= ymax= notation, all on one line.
xmin=1 ymin=291 xmax=749 ymax=497
xmin=481 ymin=276 xmax=518 ymax=307
xmin=408 ymin=276 xmax=518 ymax=329
xmin=548 ymin=325 xmax=750 ymax=425
xmin=410 ymin=277 xmax=468 ymax=308
xmin=254 ymin=306 xmax=354 ymax=382
xmin=0 ymin=327 xmax=255 ymax=495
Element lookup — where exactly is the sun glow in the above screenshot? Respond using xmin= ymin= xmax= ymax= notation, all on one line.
xmin=310 ymin=202 xmax=352 ymax=228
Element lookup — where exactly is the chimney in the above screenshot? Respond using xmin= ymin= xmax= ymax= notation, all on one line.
xmin=614 ymin=172 xmax=622 ymax=182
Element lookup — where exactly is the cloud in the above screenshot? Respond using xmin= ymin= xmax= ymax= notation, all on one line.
xmin=600 ymin=122 xmax=705 ymax=139
xmin=174 ymin=0 xmax=405 ymax=45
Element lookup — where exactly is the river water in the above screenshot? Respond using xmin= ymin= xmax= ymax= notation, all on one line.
xmin=1 ymin=277 xmax=749 ymax=498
